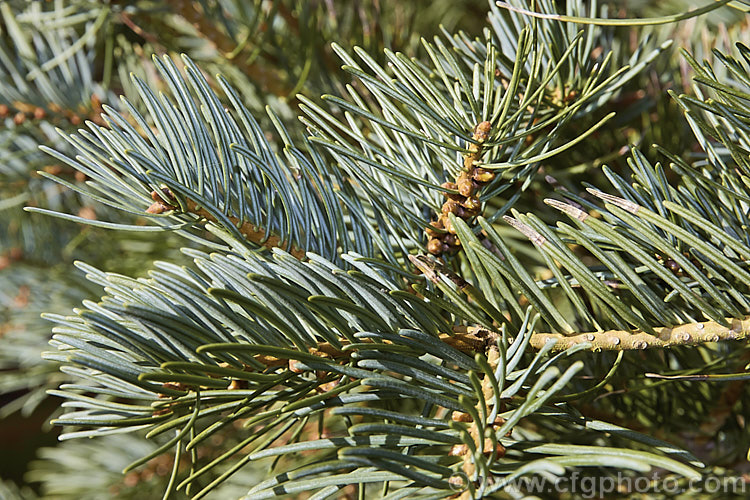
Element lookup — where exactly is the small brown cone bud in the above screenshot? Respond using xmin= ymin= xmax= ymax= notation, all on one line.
xmin=228 ymin=379 xmax=248 ymax=390
xmin=442 ymin=182 xmax=463 ymax=201
xmin=474 ymin=121 xmax=491 ymax=142
xmin=457 ymin=172 xmax=474 ymax=197
xmin=425 ymin=221 xmax=443 ymax=237
xmin=665 ymin=259 xmax=681 ymax=274
xmin=444 ymin=234 xmax=460 ymax=247
xmin=33 ymin=107 xmax=46 ymax=120
xmin=449 ymin=473 xmax=467 ymax=491
xmin=442 ymin=199 xmax=460 ymax=214
xmin=289 ymin=359 xmax=305 ymax=373
xmin=316 ymin=379 xmax=340 ymax=393
xmin=13 ymin=112 xmax=26 ymax=125
xmin=77 ymin=206 xmax=96 ymax=220
xmin=0 ymin=104 xmax=8 ymax=117
xmin=451 ymin=411 xmax=473 ymax=422
xmin=472 ymin=167 xmax=495 ymax=183
xmin=146 ymin=202 xmax=168 ymax=214
xmin=44 ymin=165 xmax=63 ymax=175
xmin=427 ymin=238 xmax=444 ymax=255
xmin=449 ymin=444 xmax=468 ymax=457
xmin=461 ymin=196 xmax=481 ymax=211
xmin=482 ymin=439 xmax=506 ymax=458
xmin=442 ymin=215 xmax=456 ymax=234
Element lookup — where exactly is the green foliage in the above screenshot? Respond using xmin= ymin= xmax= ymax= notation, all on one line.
xmin=3 ymin=1 xmax=750 ymax=499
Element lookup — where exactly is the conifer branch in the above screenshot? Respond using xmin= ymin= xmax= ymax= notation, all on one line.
xmin=219 ymin=319 xmax=750 ymax=376
xmin=183 ymin=198 xmax=306 ymax=259
xmin=10 ymin=1 xmax=750 ymax=496
xmin=495 ymin=0 xmax=734 ymax=26
xmin=5 ymin=94 xmax=106 ymax=128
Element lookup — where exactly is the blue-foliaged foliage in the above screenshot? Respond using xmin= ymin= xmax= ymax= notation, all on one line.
xmin=3 ymin=0 xmax=750 ymax=498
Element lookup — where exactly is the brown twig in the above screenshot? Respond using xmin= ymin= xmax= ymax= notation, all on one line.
xmin=119 ymin=11 xmax=163 ymax=49
xmin=226 ymin=319 xmax=750 ymax=372
xmin=146 ymin=189 xmax=305 ymax=259
xmin=530 ymin=317 xmax=750 ymax=351
xmin=166 ymin=0 xmax=289 ymax=96
xmin=184 ymin=198 xmax=305 ymax=259
xmin=1 ymin=94 xmax=105 ymax=127
xmin=452 ymin=345 xmax=506 ymax=499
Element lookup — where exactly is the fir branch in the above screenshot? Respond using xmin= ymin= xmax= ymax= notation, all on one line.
xmin=495 ymin=0 xmax=734 ymax=26
xmin=451 ymin=345 xmax=505 ymax=500
xmin=0 ymin=93 xmax=105 ymax=128
xmin=196 ymin=319 xmax=750 ymax=375
xmin=15 ymin=2 xmax=750 ymax=498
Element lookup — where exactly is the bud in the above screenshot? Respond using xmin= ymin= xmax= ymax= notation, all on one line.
xmin=442 ymin=199 xmax=460 ymax=214
xmin=228 ymin=379 xmax=248 ymax=390
xmin=449 ymin=444 xmax=468 ymax=456
xmin=461 ymin=196 xmax=481 ymax=211
xmin=425 ymin=221 xmax=443 ymax=237
xmin=443 ymin=215 xmax=456 ymax=234
xmin=457 ymin=171 xmax=474 ymax=197
xmin=146 ymin=202 xmax=168 ymax=214
xmin=444 ymin=234 xmax=460 ymax=247
xmin=451 ymin=411 xmax=473 ymax=422
xmin=473 ymin=121 xmax=491 ymax=142
xmin=427 ymin=238 xmax=444 ymax=255
xmin=472 ymin=167 xmax=495 ymax=183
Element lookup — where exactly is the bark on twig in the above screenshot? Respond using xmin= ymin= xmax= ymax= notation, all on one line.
xmin=528 ymin=317 xmax=750 ymax=351
xmin=146 ymin=190 xmax=305 ymax=259
xmin=183 ymin=198 xmax=305 ymax=259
